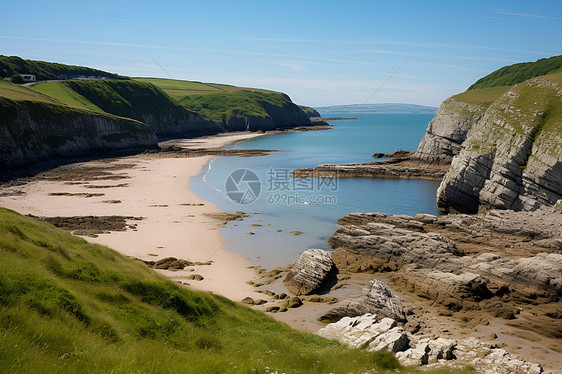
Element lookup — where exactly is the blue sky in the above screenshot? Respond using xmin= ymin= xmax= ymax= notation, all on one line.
xmin=1 ymin=1 xmax=561 ymax=107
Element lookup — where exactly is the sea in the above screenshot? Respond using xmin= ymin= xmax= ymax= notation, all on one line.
xmin=190 ymin=111 xmax=441 ymax=269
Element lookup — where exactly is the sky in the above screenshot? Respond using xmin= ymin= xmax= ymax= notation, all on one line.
xmin=1 ymin=1 xmax=561 ymax=107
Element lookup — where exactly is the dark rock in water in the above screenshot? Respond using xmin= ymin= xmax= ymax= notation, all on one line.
xmin=283 ymin=249 xmax=337 ymax=296
xmin=320 ymin=280 xmax=407 ymax=323
xmin=372 ymin=149 xmax=414 ymax=159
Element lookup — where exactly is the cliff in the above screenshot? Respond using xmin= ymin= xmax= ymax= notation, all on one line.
xmin=437 ymin=74 xmax=562 ymax=213
xmin=0 ymin=56 xmax=320 ymax=169
xmin=413 ymin=98 xmax=487 ymax=165
xmin=61 ymin=80 xmax=220 ymax=137
xmin=179 ymin=91 xmax=312 ymax=131
xmin=0 ymin=98 xmax=157 ymax=169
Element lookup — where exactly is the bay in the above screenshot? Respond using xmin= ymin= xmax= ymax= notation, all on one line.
xmin=190 ymin=113 xmax=441 ymax=268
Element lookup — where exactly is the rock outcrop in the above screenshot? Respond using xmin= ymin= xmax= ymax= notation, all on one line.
xmin=328 ymin=209 xmax=562 ymax=337
xmin=413 ymin=98 xmax=487 ymax=165
xmin=0 ymin=99 xmax=157 ymax=170
xmin=318 ymin=313 xmax=544 ymax=373
xmin=437 ymin=76 xmax=562 ymax=213
xmin=283 ymin=248 xmax=337 ymax=295
xmin=292 ymin=161 xmax=446 ymax=180
xmin=320 ymin=279 xmax=407 ymax=323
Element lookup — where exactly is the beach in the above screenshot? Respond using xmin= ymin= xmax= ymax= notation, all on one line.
xmin=0 ymin=132 xmax=266 ymax=302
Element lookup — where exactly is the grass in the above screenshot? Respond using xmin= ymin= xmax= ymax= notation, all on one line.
xmin=452 ymin=86 xmax=511 ymax=107
xmin=179 ymin=91 xmax=296 ymax=122
xmin=0 ymin=80 xmax=62 ymax=104
xmin=134 ymin=77 xmax=274 ymax=98
xmin=29 ymin=81 xmax=104 ymax=113
xmin=465 ymin=72 xmax=562 ymax=155
xmin=0 ymin=207 xmax=473 ymax=374
xmin=468 ymin=55 xmax=562 ymax=90
xmin=0 ymin=55 xmax=124 ymax=81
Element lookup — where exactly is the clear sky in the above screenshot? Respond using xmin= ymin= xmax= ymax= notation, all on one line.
xmin=1 ymin=1 xmax=561 ymax=107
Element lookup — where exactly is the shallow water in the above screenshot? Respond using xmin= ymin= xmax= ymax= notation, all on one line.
xmin=190 ymin=112 xmax=441 ymax=268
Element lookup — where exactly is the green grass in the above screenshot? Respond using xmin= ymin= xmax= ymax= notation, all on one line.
xmin=0 ymin=207 xmax=464 ymax=374
xmin=465 ymin=72 xmax=562 ymax=154
xmin=0 ymin=80 xmax=62 ymax=104
xmin=179 ymin=91 xmax=296 ymax=122
xmin=452 ymin=86 xmax=511 ymax=107
xmin=0 ymin=55 xmax=124 ymax=81
xmin=134 ymin=77 xmax=274 ymax=98
xmin=468 ymin=55 xmax=562 ymax=90
xmin=29 ymin=81 xmax=104 ymax=113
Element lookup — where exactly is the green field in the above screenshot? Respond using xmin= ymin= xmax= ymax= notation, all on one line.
xmin=0 ymin=207 xmax=468 ymax=374
xmin=30 ymin=81 xmax=104 ymax=113
xmin=0 ymin=80 xmax=62 ymax=104
xmin=468 ymin=55 xmax=562 ymax=90
xmin=134 ymin=77 xmax=274 ymax=98
xmin=452 ymin=86 xmax=511 ymax=107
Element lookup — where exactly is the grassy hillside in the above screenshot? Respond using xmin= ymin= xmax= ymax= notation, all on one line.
xmin=0 ymin=207 xmax=415 ymax=373
xmin=30 ymin=81 xmax=104 ymax=113
xmin=179 ymin=91 xmax=297 ymax=121
xmin=59 ymin=79 xmax=190 ymax=120
xmin=133 ymin=78 xmax=303 ymax=123
xmin=134 ymin=77 xmax=274 ymax=98
xmin=0 ymin=80 xmax=64 ymax=105
xmin=452 ymin=86 xmax=511 ymax=107
xmin=0 ymin=55 xmax=124 ymax=80
xmin=468 ymin=55 xmax=562 ymax=90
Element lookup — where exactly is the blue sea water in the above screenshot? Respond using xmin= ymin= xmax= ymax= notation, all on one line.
xmin=190 ymin=113 xmax=441 ymax=268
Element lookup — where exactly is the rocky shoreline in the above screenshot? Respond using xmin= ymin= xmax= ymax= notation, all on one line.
xmin=245 ymin=204 xmax=561 ymax=372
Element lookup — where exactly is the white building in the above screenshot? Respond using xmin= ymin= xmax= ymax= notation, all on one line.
xmin=20 ymin=74 xmax=36 ymax=82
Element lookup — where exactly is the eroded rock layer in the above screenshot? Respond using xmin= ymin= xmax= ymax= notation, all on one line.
xmin=328 ymin=209 xmax=562 ymax=338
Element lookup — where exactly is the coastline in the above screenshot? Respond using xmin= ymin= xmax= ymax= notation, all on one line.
xmin=0 ymin=132 xmax=267 ymax=302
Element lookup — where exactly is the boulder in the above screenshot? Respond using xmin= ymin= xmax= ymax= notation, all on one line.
xmin=320 ymin=280 xmax=407 ymax=322
xmin=283 ymin=249 xmax=337 ymax=295
xmin=319 ymin=314 xmax=543 ymax=373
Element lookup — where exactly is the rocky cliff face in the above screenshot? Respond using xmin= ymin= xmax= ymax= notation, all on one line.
xmin=0 ymin=99 xmax=157 ymax=169
xmin=328 ymin=209 xmax=562 ymax=339
xmin=413 ymin=98 xmax=486 ymax=165
xmin=224 ymin=99 xmax=312 ymax=131
xmin=437 ymin=76 xmax=562 ymax=213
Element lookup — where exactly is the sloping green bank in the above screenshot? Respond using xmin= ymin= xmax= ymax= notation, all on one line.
xmin=468 ymin=55 xmax=562 ymax=90
xmin=0 ymin=208 xmax=407 ymax=373
xmin=0 ymin=55 xmax=124 ymax=81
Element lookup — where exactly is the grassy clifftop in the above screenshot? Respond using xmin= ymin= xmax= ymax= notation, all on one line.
xmin=135 ymin=77 xmax=304 ymax=123
xmin=0 ymin=207 xmax=406 ymax=373
xmin=0 ymin=55 xmax=124 ymax=80
xmin=468 ymin=55 xmax=562 ymax=90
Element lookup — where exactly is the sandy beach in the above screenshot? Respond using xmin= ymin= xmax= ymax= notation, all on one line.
xmin=0 ymin=132 xmax=265 ymax=302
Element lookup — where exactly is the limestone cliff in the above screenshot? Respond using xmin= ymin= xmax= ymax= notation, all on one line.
xmin=437 ymin=74 xmax=562 ymax=213
xmin=413 ymin=98 xmax=487 ymax=165
xmin=0 ymin=98 xmax=157 ymax=169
